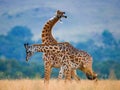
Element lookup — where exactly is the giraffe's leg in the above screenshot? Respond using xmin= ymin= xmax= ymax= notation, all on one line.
xmin=63 ymin=65 xmax=72 ymax=82
xmin=71 ymin=70 xmax=80 ymax=82
xmin=43 ymin=53 xmax=52 ymax=84
xmin=58 ymin=66 xmax=64 ymax=80
xmin=44 ymin=61 xmax=51 ymax=84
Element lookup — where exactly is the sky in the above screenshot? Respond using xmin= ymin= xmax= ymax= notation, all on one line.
xmin=0 ymin=0 xmax=120 ymax=43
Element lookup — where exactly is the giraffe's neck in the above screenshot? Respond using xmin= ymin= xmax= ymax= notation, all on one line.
xmin=30 ymin=42 xmax=79 ymax=56
xmin=31 ymin=43 xmax=90 ymax=58
xmin=41 ymin=16 xmax=60 ymax=44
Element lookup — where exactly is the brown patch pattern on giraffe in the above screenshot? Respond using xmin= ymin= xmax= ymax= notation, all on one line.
xmin=24 ymin=42 xmax=97 ymax=82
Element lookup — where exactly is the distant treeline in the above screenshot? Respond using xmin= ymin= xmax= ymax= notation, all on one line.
xmin=0 ymin=58 xmax=120 ymax=80
xmin=0 ymin=26 xmax=120 ymax=61
xmin=0 ymin=25 xmax=120 ymax=79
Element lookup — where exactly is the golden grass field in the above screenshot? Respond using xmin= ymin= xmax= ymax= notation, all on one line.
xmin=0 ymin=79 xmax=120 ymax=90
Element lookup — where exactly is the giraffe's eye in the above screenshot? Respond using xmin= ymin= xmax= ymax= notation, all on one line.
xmin=26 ymin=50 xmax=30 ymax=53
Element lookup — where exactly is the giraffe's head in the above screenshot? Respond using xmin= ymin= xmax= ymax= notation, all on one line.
xmin=82 ymin=66 xmax=97 ymax=80
xmin=24 ymin=43 xmax=35 ymax=61
xmin=56 ymin=10 xmax=67 ymax=18
xmin=80 ymin=60 xmax=98 ymax=80
xmin=86 ymin=71 xmax=98 ymax=80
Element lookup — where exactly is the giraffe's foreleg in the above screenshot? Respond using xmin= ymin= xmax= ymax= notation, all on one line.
xmin=71 ymin=70 xmax=80 ymax=82
xmin=63 ymin=65 xmax=72 ymax=82
xmin=58 ymin=66 xmax=64 ymax=80
xmin=44 ymin=61 xmax=51 ymax=84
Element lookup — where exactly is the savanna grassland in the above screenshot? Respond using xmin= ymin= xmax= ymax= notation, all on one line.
xmin=0 ymin=79 xmax=120 ymax=90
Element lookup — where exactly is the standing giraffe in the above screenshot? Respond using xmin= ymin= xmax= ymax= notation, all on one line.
xmin=28 ymin=10 xmax=80 ymax=83
xmin=24 ymin=42 xmax=97 ymax=81
xmin=41 ymin=10 xmax=80 ymax=83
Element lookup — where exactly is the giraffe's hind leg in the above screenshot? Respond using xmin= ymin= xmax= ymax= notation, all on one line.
xmin=71 ymin=70 xmax=80 ymax=82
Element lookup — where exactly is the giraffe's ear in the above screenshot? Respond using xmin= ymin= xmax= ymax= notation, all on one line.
xmin=27 ymin=43 xmax=29 ymax=45
xmin=83 ymin=65 xmax=86 ymax=68
xmin=57 ymin=10 xmax=60 ymax=13
xmin=24 ymin=43 xmax=26 ymax=48
xmin=95 ymin=73 xmax=98 ymax=77
xmin=24 ymin=43 xmax=28 ymax=49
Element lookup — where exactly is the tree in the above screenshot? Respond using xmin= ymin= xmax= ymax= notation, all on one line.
xmin=102 ymin=30 xmax=117 ymax=47
xmin=7 ymin=26 xmax=33 ymax=42
xmin=109 ymin=69 xmax=117 ymax=80
xmin=0 ymin=26 xmax=34 ymax=60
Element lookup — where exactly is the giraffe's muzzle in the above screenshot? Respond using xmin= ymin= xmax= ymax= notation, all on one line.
xmin=86 ymin=72 xmax=98 ymax=80
xmin=26 ymin=56 xmax=29 ymax=61
xmin=63 ymin=16 xmax=67 ymax=18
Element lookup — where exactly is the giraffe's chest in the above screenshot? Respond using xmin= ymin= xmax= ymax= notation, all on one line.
xmin=43 ymin=53 xmax=62 ymax=68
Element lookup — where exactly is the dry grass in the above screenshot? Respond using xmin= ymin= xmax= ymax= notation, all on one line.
xmin=0 ymin=79 xmax=120 ymax=90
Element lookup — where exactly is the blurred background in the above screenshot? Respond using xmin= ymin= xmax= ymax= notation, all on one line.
xmin=0 ymin=0 xmax=120 ymax=80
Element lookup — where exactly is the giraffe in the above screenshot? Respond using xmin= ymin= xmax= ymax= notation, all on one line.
xmin=24 ymin=42 xmax=97 ymax=81
xmin=40 ymin=10 xmax=80 ymax=83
